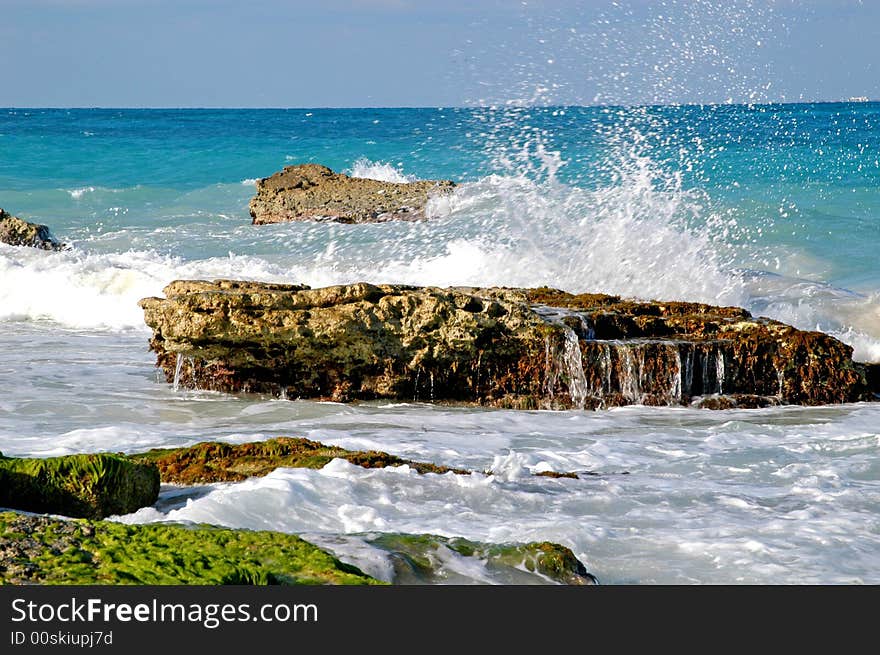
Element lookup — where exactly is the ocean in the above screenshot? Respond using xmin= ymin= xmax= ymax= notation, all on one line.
xmin=1 ymin=105 xmax=878 ymax=584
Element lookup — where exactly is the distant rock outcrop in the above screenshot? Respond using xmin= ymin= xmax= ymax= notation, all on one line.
xmin=139 ymin=279 xmax=876 ymax=409
xmin=248 ymin=164 xmax=455 ymax=224
xmin=0 ymin=208 xmax=66 ymax=250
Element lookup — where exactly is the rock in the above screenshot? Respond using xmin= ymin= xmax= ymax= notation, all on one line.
xmin=139 ymin=280 xmax=875 ymax=409
xmin=140 ymin=279 xmax=550 ymax=406
xmin=0 ymin=208 xmax=66 ymax=250
xmin=0 ymin=511 xmax=381 ymax=585
xmin=130 ymin=436 xmax=467 ymax=484
xmin=866 ymin=363 xmax=880 ymax=397
xmin=248 ymin=163 xmax=456 ymax=224
xmin=692 ymin=394 xmax=780 ymax=410
xmin=130 ymin=437 xmax=593 ymax=483
xmin=360 ymin=534 xmax=598 ymax=585
xmin=0 ymin=453 xmax=159 ymax=519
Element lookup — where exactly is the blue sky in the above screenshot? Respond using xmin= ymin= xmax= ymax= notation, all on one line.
xmin=1 ymin=0 xmax=878 ymax=107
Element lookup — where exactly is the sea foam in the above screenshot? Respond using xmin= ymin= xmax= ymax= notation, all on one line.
xmin=348 ymin=158 xmax=419 ymax=183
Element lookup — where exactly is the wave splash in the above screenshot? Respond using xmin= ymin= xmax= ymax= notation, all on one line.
xmin=3 ymin=140 xmax=880 ymax=361
xmin=0 ymin=246 xmax=294 ymax=330
xmin=347 ymin=158 xmax=419 ymax=183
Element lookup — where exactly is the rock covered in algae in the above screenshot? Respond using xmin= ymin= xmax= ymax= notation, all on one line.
xmin=0 ymin=453 xmax=159 ymax=520
xmin=0 ymin=511 xmax=381 ymax=585
xmin=131 ymin=437 xmax=466 ymax=484
xmin=139 ymin=279 xmax=877 ymax=409
xmin=0 ymin=208 xmax=66 ymax=250
xmin=359 ymin=533 xmax=597 ymax=585
xmin=248 ymin=163 xmax=456 ymax=224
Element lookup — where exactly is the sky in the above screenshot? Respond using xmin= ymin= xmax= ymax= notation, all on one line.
xmin=0 ymin=0 xmax=878 ymax=107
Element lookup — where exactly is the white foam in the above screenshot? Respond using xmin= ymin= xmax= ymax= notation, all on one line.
xmin=347 ymin=158 xmax=419 ymax=183
xmin=240 ymin=178 xmax=259 ymax=186
xmin=745 ymin=275 xmax=880 ymax=362
xmin=400 ymin=168 xmax=746 ymax=307
xmin=0 ymin=246 xmax=298 ymax=330
xmin=67 ymin=186 xmax=96 ymax=199
xmin=112 ymin=401 xmax=880 ymax=585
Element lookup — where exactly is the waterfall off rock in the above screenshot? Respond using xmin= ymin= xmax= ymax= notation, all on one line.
xmin=536 ymin=304 xmax=736 ymax=408
xmin=172 ymin=353 xmax=184 ymax=392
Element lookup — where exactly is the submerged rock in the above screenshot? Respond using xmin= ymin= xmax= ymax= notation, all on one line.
xmin=0 ymin=208 xmax=66 ymax=250
xmin=248 ymin=163 xmax=455 ymax=224
xmin=131 ymin=437 xmax=466 ymax=484
xmin=0 ymin=453 xmax=159 ymax=519
xmin=359 ymin=534 xmax=597 ymax=585
xmin=130 ymin=436 xmax=589 ymax=483
xmin=0 ymin=511 xmax=380 ymax=585
xmin=139 ymin=280 xmax=875 ymax=409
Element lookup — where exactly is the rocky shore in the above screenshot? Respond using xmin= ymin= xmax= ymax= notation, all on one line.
xmin=0 ymin=512 xmax=594 ymax=585
xmin=248 ymin=164 xmax=455 ymax=224
xmin=140 ymin=279 xmax=878 ymax=409
xmin=0 ymin=438 xmax=597 ymax=585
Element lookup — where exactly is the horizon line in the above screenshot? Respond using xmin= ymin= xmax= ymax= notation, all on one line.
xmin=2 ymin=99 xmax=876 ymax=111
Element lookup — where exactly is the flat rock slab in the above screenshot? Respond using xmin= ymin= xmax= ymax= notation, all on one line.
xmin=139 ymin=279 xmax=876 ymax=409
xmin=249 ymin=163 xmax=456 ymax=224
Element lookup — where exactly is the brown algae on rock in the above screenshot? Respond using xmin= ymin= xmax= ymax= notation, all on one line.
xmin=130 ymin=436 xmax=466 ymax=484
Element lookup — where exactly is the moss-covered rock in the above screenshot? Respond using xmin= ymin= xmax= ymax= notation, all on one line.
xmin=139 ymin=279 xmax=875 ymax=409
xmin=0 ymin=208 xmax=66 ymax=250
xmin=0 ymin=453 xmax=159 ymax=519
xmin=130 ymin=437 xmax=466 ymax=484
xmin=248 ymin=163 xmax=456 ymax=224
xmin=0 ymin=512 xmax=381 ymax=585
xmin=363 ymin=533 xmax=597 ymax=585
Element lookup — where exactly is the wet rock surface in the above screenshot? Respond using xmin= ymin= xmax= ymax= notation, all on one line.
xmin=0 ymin=511 xmax=596 ymax=586
xmin=0 ymin=208 xmax=66 ymax=250
xmin=0 ymin=453 xmax=159 ymax=519
xmin=131 ymin=437 xmax=467 ymax=484
xmin=130 ymin=437 xmax=592 ymax=483
xmin=0 ymin=511 xmax=380 ymax=585
xmin=140 ymin=280 xmax=875 ymax=409
xmin=248 ymin=163 xmax=456 ymax=224
xmin=359 ymin=534 xmax=598 ymax=585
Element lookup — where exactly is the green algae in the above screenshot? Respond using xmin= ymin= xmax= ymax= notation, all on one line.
xmin=0 ymin=453 xmax=159 ymax=519
xmin=0 ymin=511 xmax=382 ymax=585
xmin=364 ymin=533 xmax=597 ymax=585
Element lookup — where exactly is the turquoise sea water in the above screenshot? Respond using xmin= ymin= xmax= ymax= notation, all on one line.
xmin=1 ymin=105 xmax=879 ymax=584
